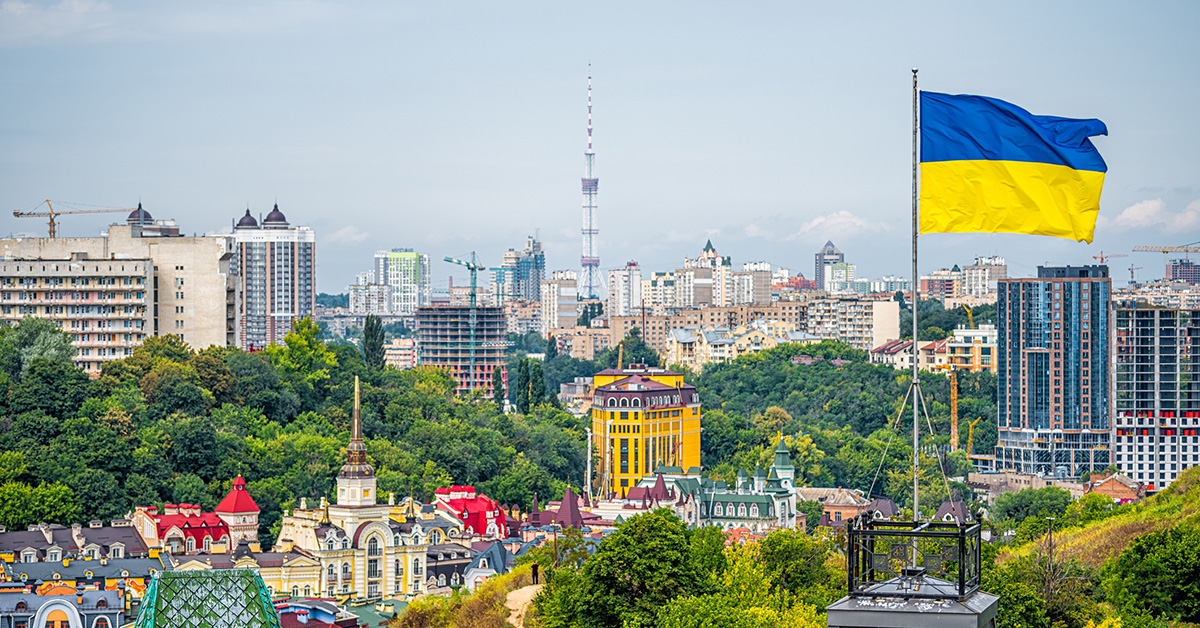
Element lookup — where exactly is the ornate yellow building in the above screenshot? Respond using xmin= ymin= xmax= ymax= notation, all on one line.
xmin=590 ymin=366 xmax=702 ymax=497
xmin=274 ymin=377 xmax=464 ymax=600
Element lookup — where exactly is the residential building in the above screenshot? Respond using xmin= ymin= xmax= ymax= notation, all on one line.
xmin=0 ymin=520 xmax=149 ymax=564
xmin=1 ymin=556 xmax=167 ymax=609
xmin=731 ymin=270 xmax=771 ymax=305
xmin=1166 ymin=259 xmax=1200 ymax=285
xmin=664 ymin=320 xmax=820 ymax=371
xmin=1112 ymin=301 xmax=1200 ymax=491
xmin=230 ymin=205 xmax=316 ymax=350
xmin=1085 ymin=473 xmax=1146 ymax=503
xmin=805 ymin=297 xmax=901 ymax=350
xmin=432 ymin=486 xmax=508 ymax=540
xmin=560 ymin=326 xmax=612 ymax=361
xmin=962 ymin=256 xmax=1007 ymax=298
xmin=491 ymin=237 xmax=544 ymax=304
xmin=590 ymin=367 xmax=701 ymax=495
xmin=795 ymin=487 xmax=870 ymax=526
xmin=540 ymin=270 xmax=578 ymax=335
xmin=503 ymin=299 xmax=541 ymax=335
xmin=995 ymin=265 xmax=1111 ymax=477
xmin=920 ymin=266 xmax=962 ymax=303
xmin=607 ymin=261 xmax=642 ymax=317
xmin=383 ymin=338 xmax=419 ymax=370
xmin=640 ymin=272 xmax=677 ymax=314
xmin=373 ymin=249 xmax=431 ymax=315
xmin=608 ymin=302 xmax=808 ymax=354
xmin=814 ymin=241 xmax=844 ymax=293
xmin=1113 ymin=280 xmax=1200 ymax=309
xmin=348 ymin=283 xmax=393 ymax=316
xmin=679 ymin=241 xmax=734 ymax=307
xmin=0 ymin=581 xmax=123 ymax=628
xmin=416 ymin=306 xmax=507 ymax=396
xmin=967 ymin=471 xmax=1087 ymax=506
xmin=946 ymin=323 xmax=998 ymax=373
xmin=131 ymin=475 xmax=261 ymax=554
xmin=0 ymin=256 xmax=152 ymax=375
xmin=826 ymin=262 xmax=857 ymax=293
xmin=0 ymin=209 xmax=236 ymax=352
xmin=169 ymin=544 xmax=322 ymax=602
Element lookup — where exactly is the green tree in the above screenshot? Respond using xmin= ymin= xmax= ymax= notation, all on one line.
xmin=362 ymin=314 xmax=385 ymax=369
xmin=753 ymin=528 xmax=843 ymax=609
xmin=0 ymin=451 xmax=28 ymax=484
xmin=545 ymin=334 xmax=559 ymax=360
xmin=189 ymin=353 xmax=239 ymax=405
xmin=492 ymin=366 xmax=505 ymax=407
xmin=516 ymin=360 xmax=531 ymax=414
xmin=577 ymin=302 xmax=603 ymax=327
xmin=0 ymin=481 xmax=80 ymax=530
xmin=993 ymin=486 xmax=1073 ymax=523
xmin=67 ymin=469 xmax=124 ymax=521
xmin=172 ymin=473 xmax=212 ymax=508
xmin=578 ymin=509 xmax=702 ymax=628
xmin=0 ymin=316 xmax=75 ymax=380
xmin=1104 ymin=523 xmax=1200 ymax=622
xmin=796 ymin=499 xmax=824 ymax=533
xmin=9 ymin=356 xmax=95 ymax=418
xmin=529 ymin=360 xmax=546 ymax=406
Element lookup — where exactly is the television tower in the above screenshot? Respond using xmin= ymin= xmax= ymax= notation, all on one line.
xmin=580 ymin=65 xmax=601 ymax=298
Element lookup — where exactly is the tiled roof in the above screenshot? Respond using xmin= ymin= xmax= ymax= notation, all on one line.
xmin=134 ymin=569 xmax=282 ymax=628
xmin=215 ymin=476 xmax=260 ymax=514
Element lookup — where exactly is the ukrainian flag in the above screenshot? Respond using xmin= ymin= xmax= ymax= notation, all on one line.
xmin=920 ymin=92 xmax=1108 ymax=243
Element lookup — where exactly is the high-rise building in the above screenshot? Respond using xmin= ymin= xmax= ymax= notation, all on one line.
xmin=541 ymin=270 xmax=578 ymax=335
xmin=231 ymin=206 xmax=316 ymax=350
xmin=1112 ymin=301 xmax=1200 ymax=492
xmin=1167 ymin=259 xmax=1200 ymax=285
xmin=962 ymin=256 xmax=1008 ymax=297
xmin=607 ymin=261 xmax=642 ymax=317
xmin=731 ymin=270 xmax=771 ymax=305
xmin=373 ymin=249 xmax=431 ymax=314
xmin=591 ymin=366 xmax=702 ymax=495
xmin=1 ymin=207 xmax=236 ymax=354
xmin=827 ymin=262 xmax=857 ymax=292
xmin=920 ymin=266 xmax=962 ymax=303
xmin=640 ymin=272 xmax=678 ymax=314
xmin=804 ymin=297 xmax=900 ymax=351
xmin=814 ymin=241 xmax=844 ymax=292
xmin=415 ymin=306 xmax=507 ymax=396
xmin=491 ymin=237 xmax=545 ymax=304
xmin=995 ymin=265 xmax=1111 ymax=477
xmin=348 ymin=284 xmax=392 ymax=315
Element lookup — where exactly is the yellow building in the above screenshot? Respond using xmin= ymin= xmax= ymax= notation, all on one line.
xmin=590 ymin=366 xmax=702 ymax=497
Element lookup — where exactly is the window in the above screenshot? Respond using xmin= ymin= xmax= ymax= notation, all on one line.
xmin=111 ymin=547 xmax=123 ymax=559
xmin=15 ymin=600 xmax=27 ymax=611
xmin=292 ymin=586 xmax=299 ymax=597
xmin=96 ymin=599 xmax=107 ymax=609
xmin=203 ymin=536 xmax=212 ymax=552
xmin=438 ymin=574 xmax=446 ymax=586
xmin=22 ymin=551 xmax=35 ymax=563
xmin=368 ymin=537 xmax=380 ymax=557
xmin=304 ymin=586 xmax=311 ymax=596
xmin=186 ymin=538 xmax=195 ymax=552
xmin=327 ymin=539 xmax=335 ymax=551
xmin=94 ymin=619 xmax=111 ymax=628
xmin=48 ymin=550 xmax=60 ymax=561
xmin=327 ymin=564 xmax=336 ymax=581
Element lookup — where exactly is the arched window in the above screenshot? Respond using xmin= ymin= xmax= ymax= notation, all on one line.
xmin=342 ymin=562 xmax=352 ymax=579
xmin=714 ymin=504 xmax=723 ymax=516
xmin=619 ymin=397 xmax=628 ymax=407
xmin=94 ymin=618 xmax=111 ymax=628
xmin=395 ymin=559 xmax=401 ymax=577
xmin=632 ymin=397 xmax=641 ymax=407
xmin=431 ymin=529 xmax=443 ymax=544
xmin=327 ymin=539 xmax=335 ymax=551
xmin=413 ymin=558 xmax=422 ymax=575
xmin=15 ymin=601 xmax=26 ymax=611
xmin=186 ymin=537 xmax=195 ymax=552
xmin=607 ymin=398 xmax=616 ymax=407
xmin=437 ymin=574 xmax=446 ymax=587
xmin=292 ymin=586 xmax=299 ymax=597
xmin=342 ymin=539 xmax=349 ymax=550
xmin=304 ymin=586 xmax=311 ymax=596
xmin=97 ymin=599 xmax=107 ymax=609
xmin=203 ymin=536 xmax=212 ymax=552
xmin=394 ymin=535 xmax=401 ymax=546
xmin=750 ymin=504 xmax=759 ymax=517
xmin=327 ymin=564 xmax=336 ymax=581
xmin=738 ymin=504 xmax=747 ymax=517
xmin=367 ymin=537 xmax=380 ymax=557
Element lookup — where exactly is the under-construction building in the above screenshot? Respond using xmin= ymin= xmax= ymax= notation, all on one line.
xmin=416 ymin=306 xmax=507 ymax=397
xmin=1112 ymin=301 xmax=1200 ymax=492
xmin=995 ymin=265 xmax=1111 ymax=477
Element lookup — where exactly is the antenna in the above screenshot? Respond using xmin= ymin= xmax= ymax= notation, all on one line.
xmin=580 ymin=63 xmax=601 ymax=299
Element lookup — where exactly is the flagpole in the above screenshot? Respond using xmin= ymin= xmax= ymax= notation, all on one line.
xmin=911 ymin=67 xmax=921 ymax=523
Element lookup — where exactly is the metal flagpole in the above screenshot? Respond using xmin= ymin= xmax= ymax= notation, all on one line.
xmin=911 ymin=67 xmax=921 ymax=523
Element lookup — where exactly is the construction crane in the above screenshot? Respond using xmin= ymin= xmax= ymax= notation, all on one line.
xmin=966 ymin=416 xmax=984 ymax=459
xmin=1092 ymin=251 xmax=1127 ymax=265
xmin=960 ymin=304 xmax=974 ymax=329
xmin=1129 ymin=265 xmax=1143 ymax=285
xmin=444 ymin=253 xmax=487 ymax=390
xmin=13 ymin=200 xmax=137 ymax=238
xmin=1133 ymin=242 xmax=1200 ymax=255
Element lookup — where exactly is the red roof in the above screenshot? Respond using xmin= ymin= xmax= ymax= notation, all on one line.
xmin=155 ymin=512 xmax=230 ymax=544
xmin=433 ymin=486 xmax=507 ymax=539
xmin=215 ymin=475 xmax=260 ymax=513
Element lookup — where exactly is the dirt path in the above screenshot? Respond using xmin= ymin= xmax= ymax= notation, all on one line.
xmin=505 ymin=583 xmax=543 ymax=628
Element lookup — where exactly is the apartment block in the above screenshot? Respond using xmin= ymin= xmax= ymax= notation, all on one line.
xmin=231 ymin=206 xmax=316 ymax=350
xmin=373 ymin=249 xmax=431 ymax=314
xmin=804 ymin=297 xmax=900 ymax=351
xmin=491 ymin=236 xmax=544 ymax=304
xmin=962 ymin=256 xmax=1007 ymax=298
xmin=416 ymin=306 xmax=507 ymax=396
xmin=383 ymin=338 xmax=419 ymax=370
xmin=608 ymin=302 xmax=808 ymax=354
xmin=665 ymin=320 xmax=819 ymax=372
xmin=607 ymin=261 xmax=642 ymax=317
xmin=1166 ymin=259 xmax=1200 ymax=285
xmin=0 ymin=211 xmax=236 ymax=351
xmin=349 ymin=283 xmax=393 ymax=316
xmin=561 ymin=326 xmax=612 ymax=361
xmin=504 ymin=299 xmax=541 ymax=335
xmin=540 ymin=270 xmax=578 ymax=335
xmin=995 ymin=266 xmax=1111 ymax=477
xmin=813 ymin=241 xmax=844 ymax=292
xmin=640 ymin=272 xmax=677 ymax=314
xmin=0 ymin=256 xmax=153 ymax=374
xmin=1112 ymin=302 xmax=1200 ymax=492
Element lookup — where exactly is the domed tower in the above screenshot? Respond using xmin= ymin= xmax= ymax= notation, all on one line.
xmin=337 ymin=376 xmax=377 ymax=506
xmin=262 ymin=203 xmax=289 ymax=229
xmin=126 ymin=202 xmax=154 ymax=226
xmin=235 ymin=209 xmax=258 ymax=229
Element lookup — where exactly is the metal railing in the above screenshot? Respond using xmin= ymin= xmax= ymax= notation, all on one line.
xmin=846 ymin=515 xmax=982 ymax=601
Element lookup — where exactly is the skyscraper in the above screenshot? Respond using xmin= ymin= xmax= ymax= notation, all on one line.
xmin=607 ymin=261 xmax=642 ymax=317
xmin=1112 ymin=301 xmax=1200 ymax=492
xmin=231 ymin=205 xmax=316 ymax=350
xmin=995 ymin=265 xmax=1111 ymax=477
xmin=814 ymin=241 xmax=844 ymax=292
xmin=373 ymin=248 xmax=431 ymax=314
xmin=491 ymin=236 xmax=545 ymax=304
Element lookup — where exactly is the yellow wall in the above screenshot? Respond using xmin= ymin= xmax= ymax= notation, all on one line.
xmin=591 ymin=404 xmax=701 ymax=496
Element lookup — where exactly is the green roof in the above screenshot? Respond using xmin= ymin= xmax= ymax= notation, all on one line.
xmin=134 ymin=569 xmax=282 ymax=628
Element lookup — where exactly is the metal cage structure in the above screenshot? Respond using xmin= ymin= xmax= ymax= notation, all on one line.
xmin=846 ymin=515 xmax=982 ymax=602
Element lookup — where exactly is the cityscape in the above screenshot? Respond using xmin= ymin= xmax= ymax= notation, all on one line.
xmin=2 ymin=3 xmax=1200 ymax=628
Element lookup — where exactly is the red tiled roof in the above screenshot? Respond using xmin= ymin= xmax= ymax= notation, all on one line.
xmin=215 ymin=475 xmax=260 ymax=514
xmin=155 ymin=512 xmax=230 ymax=544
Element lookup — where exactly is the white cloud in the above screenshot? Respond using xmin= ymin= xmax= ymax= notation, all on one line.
xmin=786 ymin=210 xmax=888 ymax=241
xmin=744 ymin=224 xmax=770 ymax=239
xmin=1113 ymin=198 xmax=1200 ymax=230
xmin=327 ymin=225 xmax=369 ymax=245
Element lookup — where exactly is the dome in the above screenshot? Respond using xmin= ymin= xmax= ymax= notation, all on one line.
xmin=235 ymin=209 xmax=258 ymax=229
xmin=126 ymin=203 xmax=153 ymax=225
xmin=262 ymin=203 xmax=288 ymax=227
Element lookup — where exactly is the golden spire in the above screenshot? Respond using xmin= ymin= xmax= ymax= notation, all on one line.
xmin=352 ymin=374 xmax=361 ymax=441
xmin=339 ymin=374 xmax=373 ymax=479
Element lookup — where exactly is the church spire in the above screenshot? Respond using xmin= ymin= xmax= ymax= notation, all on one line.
xmin=339 ymin=375 xmax=374 ymax=480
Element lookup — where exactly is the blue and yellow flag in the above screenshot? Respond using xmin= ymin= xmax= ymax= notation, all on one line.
xmin=919 ymin=92 xmax=1108 ymax=243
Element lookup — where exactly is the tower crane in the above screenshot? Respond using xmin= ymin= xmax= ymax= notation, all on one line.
xmin=13 ymin=200 xmax=137 ymax=238
xmin=966 ymin=416 xmax=984 ymax=460
xmin=1092 ymin=251 xmax=1127 ymax=265
xmin=960 ymin=303 xmax=974 ymax=329
xmin=444 ymin=253 xmax=487 ymax=390
xmin=1128 ymin=265 xmax=1143 ymax=285
xmin=1133 ymin=241 xmax=1200 ymax=256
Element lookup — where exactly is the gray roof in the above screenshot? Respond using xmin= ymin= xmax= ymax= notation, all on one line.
xmin=464 ymin=541 xmax=509 ymax=575
xmin=0 ymin=522 xmax=148 ymax=558
xmin=5 ymin=557 xmax=167 ymax=582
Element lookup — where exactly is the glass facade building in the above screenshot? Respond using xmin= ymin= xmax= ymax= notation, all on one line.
xmin=995 ymin=265 xmax=1110 ymax=476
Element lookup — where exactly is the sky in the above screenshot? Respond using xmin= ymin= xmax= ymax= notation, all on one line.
xmin=2 ymin=1 xmax=1199 ymax=294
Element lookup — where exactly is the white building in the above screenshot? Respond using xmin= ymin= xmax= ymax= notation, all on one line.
xmin=805 ymin=297 xmax=900 ymax=351
xmin=540 ymin=270 xmax=578 ymax=335
xmin=607 ymin=261 xmax=642 ymax=317
xmin=374 ymin=249 xmax=431 ymax=315
xmin=349 ymin=284 xmax=393 ymax=316
xmin=231 ymin=205 xmax=317 ymax=350
xmin=962 ymin=256 xmax=1007 ymax=298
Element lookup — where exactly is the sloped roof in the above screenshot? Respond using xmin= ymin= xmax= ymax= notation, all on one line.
xmin=135 ymin=569 xmax=282 ymax=628
xmin=215 ymin=475 xmax=260 ymax=514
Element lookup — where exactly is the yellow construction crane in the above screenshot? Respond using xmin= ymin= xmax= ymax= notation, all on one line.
xmin=13 ymin=200 xmax=138 ymax=238
xmin=960 ymin=304 xmax=974 ymax=328
xmin=1133 ymin=244 xmax=1200 ymax=255
xmin=966 ymin=416 xmax=984 ymax=459
xmin=1092 ymin=251 xmax=1127 ymax=264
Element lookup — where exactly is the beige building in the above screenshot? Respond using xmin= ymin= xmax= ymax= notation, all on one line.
xmin=664 ymin=320 xmax=820 ymax=371
xmin=504 ymin=299 xmax=541 ymax=334
xmin=384 ymin=338 xmax=419 ymax=370
xmin=561 ymin=326 xmax=612 ymax=360
xmin=0 ymin=212 xmax=236 ymax=354
xmin=540 ymin=270 xmax=577 ymax=335
xmin=804 ymin=297 xmax=900 ymax=351
xmin=0 ymin=256 xmax=153 ymax=374
xmin=609 ymin=302 xmax=808 ymax=354
xmin=946 ymin=323 xmax=997 ymax=373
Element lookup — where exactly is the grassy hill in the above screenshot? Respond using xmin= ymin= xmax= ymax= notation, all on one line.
xmin=999 ymin=465 xmax=1200 ymax=568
